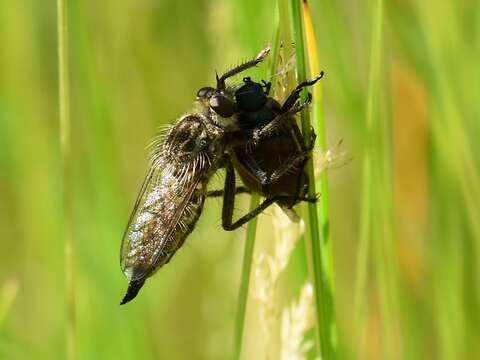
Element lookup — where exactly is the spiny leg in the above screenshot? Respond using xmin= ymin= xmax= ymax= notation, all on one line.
xmin=249 ymin=73 xmax=324 ymax=145
xmin=235 ymin=150 xmax=310 ymax=186
xmin=223 ymin=197 xmax=279 ymax=231
xmin=277 ymin=193 xmax=320 ymax=209
xmin=251 ymin=99 xmax=311 ymax=145
xmin=262 ymin=152 xmax=311 ymax=185
xmin=280 ymin=72 xmax=324 ymax=113
xmin=220 ymin=159 xmax=319 ymax=230
xmin=221 ymin=157 xmax=276 ymax=231
xmin=216 ymin=47 xmax=270 ymax=90
xmin=291 ymin=127 xmax=316 ymax=203
xmin=261 ymin=80 xmax=272 ymax=95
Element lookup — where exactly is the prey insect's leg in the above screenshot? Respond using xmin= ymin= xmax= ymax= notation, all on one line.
xmin=291 ymin=127 xmax=316 ymax=203
xmin=216 ymin=47 xmax=270 ymax=90
xmin=206 ymin=187 xmax=251 ymax=198
xmin=251 ymin=101 xmax=311 ymax=145
xmin=261 ymin=80 xmax=272 ymax=95
xmin=234 ymin=150 xmax=269 ymax=184
xmin=280 ymin=72 xmax=324 ymax=113
xmin=262 ymin=151 xmax=311 ymax=185
xmin=221 ymin=156 xmax=276 ymax=231
xmin=236 ymin=150 xmax=310 ymax=186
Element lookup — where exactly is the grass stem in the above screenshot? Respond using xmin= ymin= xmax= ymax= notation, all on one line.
xmin=233 ymin=193 xmax=260 ymax=360
xmin=233 ymin=8 xmax=281 ymax=358
xmin=57 ymin=0 xmax=76 ymax=359
xmin=291 ymin=0 xmax=337 ymax=358
xmin=354 ymin=0 xmax=400 ymax=357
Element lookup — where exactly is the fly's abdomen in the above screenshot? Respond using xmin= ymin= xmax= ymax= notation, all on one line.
xmin=121 ymin=164 xmax=206 ymax=283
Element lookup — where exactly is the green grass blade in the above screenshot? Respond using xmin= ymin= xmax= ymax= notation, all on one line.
xmin=57 ymin=0 xmax=76 ymax=359
xmin=233 ymin=7 xmax=281 ymax=359
xmin=353 ymin=0 xmax=384 ymax=343
xmin=233 ymin=192 xmax=260 ymax=360
xmin=291 ymin=0 xmax=337 ymax=358
xmin=354 ymin=0 xmax=401 ymax=358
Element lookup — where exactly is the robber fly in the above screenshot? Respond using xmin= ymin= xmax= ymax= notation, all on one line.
xmin=120 ymin=47 xmax=322 ymax=304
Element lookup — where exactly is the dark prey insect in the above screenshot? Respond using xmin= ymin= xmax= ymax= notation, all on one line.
xmin=230 ymin=73 xmax=324 ymax=220
xmin=120 ymin=47 xmax=323 ymax=304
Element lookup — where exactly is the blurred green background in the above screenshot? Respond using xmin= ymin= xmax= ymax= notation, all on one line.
xmin=0 ymin=0 xmax=479 ymax=359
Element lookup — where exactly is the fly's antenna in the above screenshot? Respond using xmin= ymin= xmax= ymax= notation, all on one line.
xmin=216 ymin=47 xmax=271 ymax=90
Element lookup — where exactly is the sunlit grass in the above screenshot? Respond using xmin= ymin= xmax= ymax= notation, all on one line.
xmin=291 ymin=0 xmax=337 ymax=358
xmin=233 ymin=7 xmax=281 ymax=358
xmin=234 ymin=194 xmax=259 ymax=360
xmin=354 ymin=0 xmax=401 ymax=358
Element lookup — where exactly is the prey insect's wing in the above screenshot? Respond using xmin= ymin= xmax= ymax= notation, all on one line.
xmin=120 ymin=159 xmax=203 ymax=282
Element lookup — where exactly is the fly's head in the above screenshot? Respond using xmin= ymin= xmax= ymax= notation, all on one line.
xmin=196 ymin=87 xmax=236 ymax=118
xmin=196 ymin=86 xmax=242 ymax=132
xmin=194 ymin=47 xmax=272 ymax=133
xmin=196 ymin=75 xmax=274 ymax=133
xmin=197 ymin=77 xmax=269 ymax=113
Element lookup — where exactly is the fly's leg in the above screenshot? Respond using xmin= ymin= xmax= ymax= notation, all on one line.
xmin=221 ymin=158 xmax=318 ymax=230
xmin=216 ymin=47 xmax=270 ymax=90
xmin=280 ymin=72 xmax=324 ymax=113
xmin=278 ymin=193 xmax=320 ymax=209
xmin=246 ymin=125 xmax=317 ymax=186
xmin=236 ymin=150 xmax=311 ymax=186
xmin=249 ymin=101 xmax=308 ymax=146
xmin=263 ymin=151 xmax=311 ymax=185
xmin=248 ymin=73 xmax=323 ymax=146
xmin=290 ymin=128 xmax=316 ymax=204
xmin=250 ymin=72 xmax=323 ymax=143
xmin=206 ymin=186 xmax=251 ymax=198
xmin=223 ymin=197 xmax=278 ymax=231
xmin=250 ymin=93 xmax=320 ymax=146
xmin=233 ymin=150 xmax=269 ymax=185
xmin=261 ymin=80 xmax=272 ymax=95
xmin=222 ymin=157 xmax=277 ymax=230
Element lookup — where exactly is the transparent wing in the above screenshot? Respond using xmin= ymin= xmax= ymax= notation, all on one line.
xmin=120 ymin=161 xmax=202 ymax=282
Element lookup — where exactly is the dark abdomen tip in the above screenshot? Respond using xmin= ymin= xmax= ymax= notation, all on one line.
xmin=120 ymin=278 xmax=146 ymax=305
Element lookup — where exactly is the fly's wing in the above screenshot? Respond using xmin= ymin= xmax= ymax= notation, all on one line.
xmin=120 ymin=160 xmax=203 ymax=282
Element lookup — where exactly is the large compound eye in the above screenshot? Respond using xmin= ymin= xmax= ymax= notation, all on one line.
xmin=197 ymin=87 xmax=215 ymax=99
xmin=235 ymin=78 xmax=267 ymax=112
xmin=209 ymin=94 xmax=235 ymax=117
